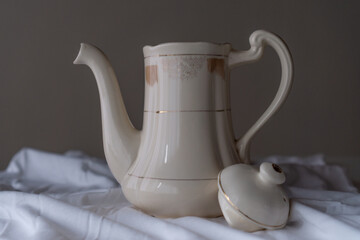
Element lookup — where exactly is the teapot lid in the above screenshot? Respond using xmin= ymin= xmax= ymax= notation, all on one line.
xmin=218 ymin=162 xmax=289 ymax=229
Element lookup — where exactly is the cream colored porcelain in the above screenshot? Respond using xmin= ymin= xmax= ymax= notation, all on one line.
xmin=218 ymin=162 xmax=289 ymax=232
xmin=74 ymin=30 xmax=293 ymax=218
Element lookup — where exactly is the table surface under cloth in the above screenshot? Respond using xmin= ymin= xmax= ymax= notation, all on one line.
xmin=0 ymin=148 xmax=359 ymax=240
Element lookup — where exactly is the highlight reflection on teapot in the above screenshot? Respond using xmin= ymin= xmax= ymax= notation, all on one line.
xmin=74 ymin=30 xmax=293 ymax=219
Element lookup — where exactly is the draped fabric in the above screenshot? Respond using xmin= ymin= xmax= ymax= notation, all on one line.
xmin=0 ymin=149 xmax=359 ymax=239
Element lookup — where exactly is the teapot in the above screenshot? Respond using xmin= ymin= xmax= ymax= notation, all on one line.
xmin=74 ymin=30 xmax=293 ymax=218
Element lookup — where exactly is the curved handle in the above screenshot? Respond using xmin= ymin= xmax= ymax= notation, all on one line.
xmin=230 ymin=30 xmax=293 ymax=164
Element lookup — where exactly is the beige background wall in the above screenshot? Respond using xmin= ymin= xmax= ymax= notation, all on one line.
xmin=0 ymin=1 xmax=359 ymax=172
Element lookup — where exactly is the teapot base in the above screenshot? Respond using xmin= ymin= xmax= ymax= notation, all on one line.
xmin=122 ymin=174 xmax=222 ymax=218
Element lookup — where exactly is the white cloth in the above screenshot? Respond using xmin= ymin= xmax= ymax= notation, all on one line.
xmin=0 ymin=149 xmax=359 ymax=240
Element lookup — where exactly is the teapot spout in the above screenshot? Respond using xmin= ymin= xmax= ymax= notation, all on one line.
xmin=74 ymin=43 xmax=140 ymax=184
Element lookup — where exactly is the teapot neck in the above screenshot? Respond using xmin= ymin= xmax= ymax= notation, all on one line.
xmin=143 ymin=55 xmax=230 ymax=112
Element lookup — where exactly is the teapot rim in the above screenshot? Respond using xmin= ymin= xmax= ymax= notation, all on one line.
xmin=143 ymin=42 xmax=232 ymax=58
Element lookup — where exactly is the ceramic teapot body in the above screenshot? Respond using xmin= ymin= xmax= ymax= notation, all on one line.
xmin=74 ymin=30 xmax=293 ymax=217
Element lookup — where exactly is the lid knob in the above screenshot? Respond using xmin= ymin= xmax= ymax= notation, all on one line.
xmin=259 ymin=162 xmax=285 ymax=185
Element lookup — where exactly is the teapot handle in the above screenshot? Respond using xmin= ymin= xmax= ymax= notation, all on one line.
xmin=229 ymin=30 xmax=293 ymax=164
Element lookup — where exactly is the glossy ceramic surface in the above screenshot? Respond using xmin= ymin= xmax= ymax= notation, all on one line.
xmin=74 ymin=30 xmax=293 ymax=217
xmin=218 ymin=163 xmax=289 ymax=232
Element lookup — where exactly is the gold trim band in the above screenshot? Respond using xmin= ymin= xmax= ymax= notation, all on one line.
xmin=218 ymin=170 xmax=287 ymax=229
xmin=128 ymin=173 xmax=217 ymax=181
xmin=144 ymin=54 xmax=227 ymax=59
xmin=144 ymin=109 xmax=231 ymax=114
